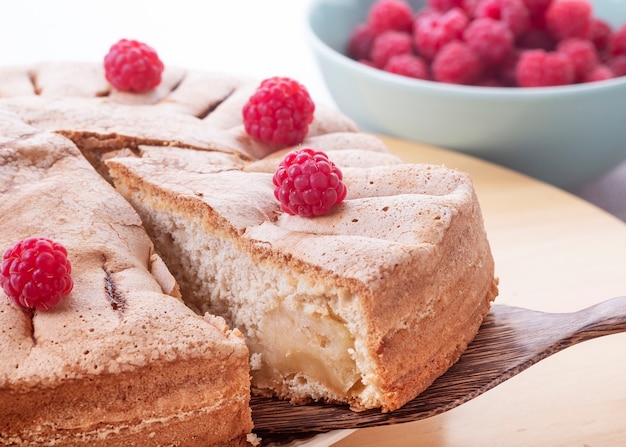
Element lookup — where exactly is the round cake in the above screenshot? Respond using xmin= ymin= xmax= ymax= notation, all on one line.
xmin=0 ymin=60 xmax=498 ymax=446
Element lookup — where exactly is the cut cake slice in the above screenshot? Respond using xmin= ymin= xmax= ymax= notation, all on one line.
xmin=106 ymin=145 xmax=498 ymax=412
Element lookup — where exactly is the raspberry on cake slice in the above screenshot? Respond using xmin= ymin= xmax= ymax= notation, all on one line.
xmin=0 ymin=237 xmax=74 ymax=311
xmin=272 ymin=148 xmax=347 ymax=217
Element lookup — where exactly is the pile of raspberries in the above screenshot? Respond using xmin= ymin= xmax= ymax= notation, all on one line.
xmin=347 ymin=0 xmax=626 ymax=87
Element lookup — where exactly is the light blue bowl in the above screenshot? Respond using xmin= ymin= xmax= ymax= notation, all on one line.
xmin=306 ymin=0 xmax=626 ymax=189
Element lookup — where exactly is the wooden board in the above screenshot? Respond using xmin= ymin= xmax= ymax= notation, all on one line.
xmin=326 ymin=136 xmax=626 ymax=447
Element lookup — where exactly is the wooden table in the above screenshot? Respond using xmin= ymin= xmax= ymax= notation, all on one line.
xmin=328 ymin=136 xmax=626 ymax=447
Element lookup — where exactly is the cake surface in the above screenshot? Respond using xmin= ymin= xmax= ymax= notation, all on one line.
xmin=0 ymin=61 xmax=497 ymax=442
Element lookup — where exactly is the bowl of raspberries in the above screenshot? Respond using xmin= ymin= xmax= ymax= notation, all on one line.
xmin=306 ymin=0 xmax=626 ymax=189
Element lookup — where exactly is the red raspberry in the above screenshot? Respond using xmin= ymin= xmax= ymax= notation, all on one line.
xmin=242 ymin=77 xmax=315 ymax=149
xmin=582 ymin=64 xmax=614 ymax=82
xmin=516 ymin=49 xmax=575 ymax=87
xmin=427 ymin=0 xmax=466 ymax=12
xmin=474 ymin=0 xmax=530 ymax=37
xmin=522 ymin=0 xmax=553 ymax=23
xmin=463 ymin=17 xmax=515 ymax=66
xmin=367 ymin=0 xmax=414 ymax=34
xmin=347 ymin=23 xmax=377 ymax=60
xmin=589 ymin=18 xmax=614 ymax=60
xmin=613 ymin=23 xmax=626 ymax=57
xmin=1 ymin=237 xmax=73 ymax=310
xmin=432 ymin=41 xmax=484 ymax=84
xmin=609 ymin=55 xmax=626 ymax=77
xmin=370 ymin=31 xmax=414 ymax=68
xmin=103 ymin=39 xmax=164 ymax=93
xmin=463 ymin=0 xmax=481 ymax=15
xmin=556 ymin=38 xmax=599 ymax=81
xmin=413 ymin=7 xmax=470 ymax=60
xmin=272 ymin=148 xmax=347 ymax=217
xmin=545 ymin=0 xmax=592 ymax=40
xmin=384 ymin=53 xmax=430 ymax=79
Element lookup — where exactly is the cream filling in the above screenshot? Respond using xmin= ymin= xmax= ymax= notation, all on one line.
xmin=138 ymin=199 xmax=370 ymax=404
xmin=251 ymin=297 xmax=360 ymax=397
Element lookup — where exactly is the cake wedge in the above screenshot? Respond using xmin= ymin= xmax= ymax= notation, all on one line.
xmin=106 ymin=146 xmax=498 ymax=412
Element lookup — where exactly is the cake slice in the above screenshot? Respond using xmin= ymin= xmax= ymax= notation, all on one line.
xmin=0 ymin=112 xmax=255 ymax=446
xmin=106 ymin=146 xmax=498 ymax=412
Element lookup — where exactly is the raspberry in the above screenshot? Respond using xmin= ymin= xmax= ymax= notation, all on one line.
xmin=272 ymin=148 xmax=347 ymax=217
xmin=582 ymin=64 xmax=614 ymax=82
xmin=370 ymin=31 xmax=414 ymax=68
xmin=413 ymin=7 xmax=470 ymax=60
xmin=609 ymin=55 xmax=626 ymax=77
xmin=545 ymin=0 xmax=592 ymax=40
xmin=427 ymin=0 xmax=466 ymax=12
xmin=522 ymin=0 xmax=553 ymax=22
xmin=463 ymin=17 xmax=515 ymax=66
xmin=1 ymin=237 xmax=73 ymax=310
xmin=556 ymin=38 xmax=599 ymax=81
xmin=242 ymin=77 xmax=315 ymax=149
xmin=384 ymin=54 xmax=430 ymax=79
xmin=474 ymin=0 xmax=530 ymax=37
xmin=516 ymin=49 xmax=575 ymax=87
xmin=589 ymin=18 xmax=614 ymax=59
xmin=432 ymin=41 xmax=484 ymax=84
xmin=613 ymin=23 xmax=626 ymax=56
xmin=347 ymin=23 xmax=377 ymax=61
xmin=367 ymin=0 xmax=414 ymax=34
xmin=349 ymin=0 xmax=626 ymax=87
xmin=463 ymin=0 xmax=481 ymax=15
xmin=103 ymin=39 xmax=164 ymax=93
